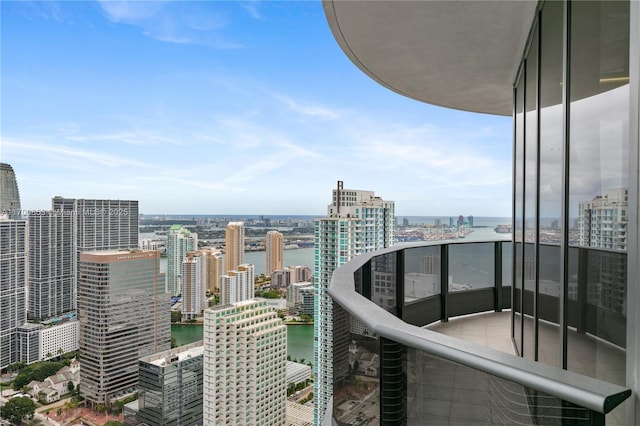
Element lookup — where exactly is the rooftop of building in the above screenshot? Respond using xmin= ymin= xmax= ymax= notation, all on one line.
xmin=79 ymin=249 xmax=158 ymax=261
xmin=141 ymin=340 xmax=204 ymax=367
xmin=286 ymin=361 xmax=312 ymax=375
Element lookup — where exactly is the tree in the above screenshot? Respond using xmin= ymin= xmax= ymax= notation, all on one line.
xmin=0 ymin=396 xmax=37 ymax=425
xmin=14 ymin=361 xmax=64 ymax=390
xmin=6 ymin=361 xmax=26 ymax=373
xmin=67 ymin=381 xmax=75 ymax=393
xmin=170 ymin=310 xmax=182 ymax=323
xmin=171 ymin=336 xmax=178 ymax=348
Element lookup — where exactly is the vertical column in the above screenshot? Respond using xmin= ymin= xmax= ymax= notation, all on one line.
xmin=379 ymin=337 xmax=405 ymax=425
xmin=626 ymin=0 xmax=640 ymax=422
xmin=440 ymin=244 xmax=449 ymax=322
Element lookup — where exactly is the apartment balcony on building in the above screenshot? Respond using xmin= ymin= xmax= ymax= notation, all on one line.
xmin=320 ymin=0 xmax=640 ymax=424
xmin=325 ymin=240 xmax=630 ymax=425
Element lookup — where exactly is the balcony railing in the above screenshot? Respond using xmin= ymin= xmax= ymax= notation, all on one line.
xmin=326 ymin=240 xmax=631 ymax=426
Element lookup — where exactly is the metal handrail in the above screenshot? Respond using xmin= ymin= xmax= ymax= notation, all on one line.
xmin=328 ymin=240 xmax=631 ymax=415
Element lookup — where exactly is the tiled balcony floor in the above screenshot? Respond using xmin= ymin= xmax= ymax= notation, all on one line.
xmin=426 ymin=310 xmax=628 ymax=425
xmin=426 ymin=310 xmax=515 ymax=355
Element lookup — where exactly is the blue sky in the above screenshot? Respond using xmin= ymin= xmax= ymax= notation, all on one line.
xmin=1 ymin=1 xmax=512 ymax=216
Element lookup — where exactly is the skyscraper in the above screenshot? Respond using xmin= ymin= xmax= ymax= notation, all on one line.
xmin=225 ymin=222 xmax=244 ymax=272
xmin=202 ymin=249 xmax=223 ymax=294
xmin=0 ymin=220 xmax=27 ymax=369
xmin=578 ymin=188 xmax=628 ymax=250
xmin=78 ymin=250 xmax=170 ymax=405
xmin=219 ymin=264 xmax=255 ymax=306
xmin=0 ymin=163 xmax=22 ymax=219
xmin=181 ymin=251 xmax=207 ymax=320
xmin=52 ymin=197 xmax=139 ymax=253
xmin=314 ymin=181 xmax=394 ymax=424
xmin=167 ymin=224 xmax=198 ymax=297
xmin=203 ymin=299 xmax=287 ymax=425
xmin=28 ymin=211 xmax=75 ymax=320
xmin=265 ymin=230 xmax=283 ymax=277
xmin=51 ymin=197 xmax=139 ymax=311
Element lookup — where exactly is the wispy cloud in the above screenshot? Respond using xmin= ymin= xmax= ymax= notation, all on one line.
xmin=96 ymin=0 xmax=242 ymax=48
xmin=64 ymin=131 xmax=182 ymax=146
xmin=240 ymin=2 xmax=263 ymax=20
xmin=272 ymin=93 xmax=341 ymax=120
xmin=14 ymin=1 xmax=67 ymax=23
xmin=2 ymin=138 xmax=153 ymax=169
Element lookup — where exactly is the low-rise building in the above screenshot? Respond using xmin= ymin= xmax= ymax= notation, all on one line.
xmin=271 ymin=266 xmax=312 ymax=290
xmin=286 ymin=361 xmax=312 ymax=387
xmin=286 ymin=282 xmax=314 ymax=317
xmin=27 ymin=358 xmax=80 ymax=403
xmin=137 ymin=341 xmax=204 ymax=426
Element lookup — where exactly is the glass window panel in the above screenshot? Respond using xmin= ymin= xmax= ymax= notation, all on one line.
xmin=404 ymin=246 xmax=440 ymax=304
xmin=537 ymin=0 xmax=564 ymax=368
xmin=513 ymin=74 xmax=524 ymax=355
xmin=538 ymin=243 xmax=562 ymax=367
xmin=333 ymin=328 xmax=380 ymax=424
xmin=523 ymin=25 xmax=539 ymax=361
xmin=407 ymin=348 xmax=601 ymax=425
xmin=448 ymin=243 xmax=494 ymax=291
xmin=371 ymin=252 xmax=397 ymax=314
xmin=567 ymin=1 xmax=629 ymax=394
xmin=502 ymin=242 xmax=512 ymax=288
xmin=539 ymin=0 xmax=564 ymax=246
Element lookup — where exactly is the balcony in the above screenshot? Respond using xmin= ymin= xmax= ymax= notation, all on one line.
xmin=325 ymin=240 xmax=630 ymax=425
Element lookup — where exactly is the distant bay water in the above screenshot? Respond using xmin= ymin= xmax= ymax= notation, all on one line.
xmin=171 ymin=324 xmax=314 ymax=363
xmin=144 ymin=214 xmax=511 ymax=226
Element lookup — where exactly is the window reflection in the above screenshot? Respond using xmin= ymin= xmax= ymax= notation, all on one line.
xmin=404 ymin=246 xmax=440 ymax=303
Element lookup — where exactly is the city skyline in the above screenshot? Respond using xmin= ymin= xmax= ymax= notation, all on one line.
xmin=1 ymin=1 xmax=512 ymax=217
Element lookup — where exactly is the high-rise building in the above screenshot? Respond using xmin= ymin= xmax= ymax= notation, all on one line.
xmin=181 ymin=251 xmax=207 ymax=320
xmin=52 ymin=197 xmax=139 ymax=252
xmin=314 ymin=181 xmax=394 ymax=424
xmin=167 ymin=224 xmax=198 ymax=297
xmin=78 ymin=250 xmax=170 ymax=405
xmin=0 ymin=220 xmax=27 ymax=370
xmin=203 ymin=299 xmax=287 ymax=425
xmin=137 ymin=341 xmax=204 ymax=426
xmin=0 ymin=163 xmax=22 ymax=219
xmin=27 ymin=211 xmax=75 ymax=320
xmin=578 ymin=188 xmax=628 ymax=251
xmin=225 ymin=222 xmax=244 ymax=272
xmin=265 ymin=230 xmax=283 ymax=276
xmin=51 ymin=197 xmax=139 ymax=312
xmin=202 ymin=249 xmax=223 ymax=294
xmin=219 ymin=264 xmax=254 ymax=306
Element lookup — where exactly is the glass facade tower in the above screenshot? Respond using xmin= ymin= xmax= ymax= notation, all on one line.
xmin=78 ymin=250 xmax=170 ymax=405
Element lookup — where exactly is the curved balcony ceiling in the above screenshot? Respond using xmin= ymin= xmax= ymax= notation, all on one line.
xmin=323 ymin=0 xmax=538 ymax=116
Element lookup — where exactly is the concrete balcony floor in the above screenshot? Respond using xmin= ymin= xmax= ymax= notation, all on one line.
xmin=427 ymin=310 xmax=627 ymax=425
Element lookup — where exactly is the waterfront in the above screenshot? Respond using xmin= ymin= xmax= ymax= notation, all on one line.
xmin=171 ymin=323 xmax=314 ymax=362
xmin=160 ymin=247 xmax=314 ymax=276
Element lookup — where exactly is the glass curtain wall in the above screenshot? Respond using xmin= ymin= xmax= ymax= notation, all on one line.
xmin=513 ymin=0 xmax=629 ymax=409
